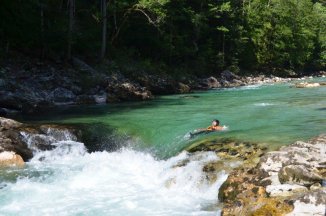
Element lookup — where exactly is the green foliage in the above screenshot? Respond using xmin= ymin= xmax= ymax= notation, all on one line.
xmin=0 ymin=0 xmax=325 ymax=74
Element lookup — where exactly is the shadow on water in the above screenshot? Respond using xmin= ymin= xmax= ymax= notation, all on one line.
xmin=12 ymin=96 xmax=200 ymax=123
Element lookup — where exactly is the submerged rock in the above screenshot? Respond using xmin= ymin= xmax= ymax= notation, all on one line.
xmin=219 ymin=134 xmax=326 ymax=216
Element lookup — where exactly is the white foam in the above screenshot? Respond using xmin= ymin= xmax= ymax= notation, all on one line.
xmin=254 ymin=102 xmax=274 ymax=107
xmin=0 ymin=141 xmax=227 ymax=216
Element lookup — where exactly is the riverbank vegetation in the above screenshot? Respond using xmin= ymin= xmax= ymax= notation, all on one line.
xmin=0 ymin=0 xmax=325 ymax=77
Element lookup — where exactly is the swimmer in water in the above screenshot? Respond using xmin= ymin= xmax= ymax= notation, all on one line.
xmin=198 ymin=119 xmax=224 ymax=132
xmin=189 ymin=119 xmax=225 ymax=138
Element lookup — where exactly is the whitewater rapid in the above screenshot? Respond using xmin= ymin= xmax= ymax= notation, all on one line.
xmin=0 ymin=139 xmax=227 ymax=216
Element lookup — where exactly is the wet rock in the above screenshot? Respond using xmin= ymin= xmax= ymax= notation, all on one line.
xmin=184 ymin=138 xmax=267 ymax=189
xmin=0 ymin=117 xmax=82 ymax=162
xmin=0 ymin=151 xmax=24 ymax=167
xmin=186 ymin=138 xmax=265 ymax=166
xmin=39 ymin=125 xmax=79 ymax=141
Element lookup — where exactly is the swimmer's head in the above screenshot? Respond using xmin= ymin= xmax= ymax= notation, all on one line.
xmin=212 ymin=119 xmax=220 ymax=126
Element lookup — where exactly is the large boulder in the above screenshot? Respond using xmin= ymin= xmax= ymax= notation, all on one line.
xmin=219 ymin=134 xmax=326 ymax=216
xmin=106 ymin=76 xmax=153 ymax=102
xmin=197 ymin=76 xmax=221 ymax=89
xmin=0 ymin=117 xmax=33 ymax=161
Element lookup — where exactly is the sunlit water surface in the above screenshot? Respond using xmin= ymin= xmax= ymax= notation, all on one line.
xmin=1 ymin=78 xmax=325 ymax=215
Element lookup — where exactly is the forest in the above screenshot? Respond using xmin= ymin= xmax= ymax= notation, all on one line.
xmin=0 ymin=0 xmax=325 ymax=76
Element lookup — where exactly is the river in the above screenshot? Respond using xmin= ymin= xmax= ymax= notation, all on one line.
xmin=0 ymin=78 xmax=325 ymax=215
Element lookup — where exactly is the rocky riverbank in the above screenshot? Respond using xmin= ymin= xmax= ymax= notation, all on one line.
xmin=0 ymin=117 xmax=81 ymax=167
xmin=1 ymin=57 xmax=325 ymax=115
xmin=218 ymin=134 xmax=326 ymax=216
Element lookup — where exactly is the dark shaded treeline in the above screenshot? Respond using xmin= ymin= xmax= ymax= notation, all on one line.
xmin=0 ymin=0 xmax=325 ymax=76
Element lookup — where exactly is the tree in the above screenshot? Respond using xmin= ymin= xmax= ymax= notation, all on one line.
xmin=100 ymin=0 xmax=107 ymax=60
xmin=67 ymin=0 xmax=75 ymax=60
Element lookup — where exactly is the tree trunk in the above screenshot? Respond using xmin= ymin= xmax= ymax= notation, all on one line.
xmin=100 ymin=0 xmax=107 ymax=61
xmin=67 ymin=0 xmax=75 ymax=61
xmin=40 ymin=3 xmax=45 ymax=59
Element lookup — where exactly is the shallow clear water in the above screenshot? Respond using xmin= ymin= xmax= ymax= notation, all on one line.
xmin=1 ymin=78 xmax=325 ymax=215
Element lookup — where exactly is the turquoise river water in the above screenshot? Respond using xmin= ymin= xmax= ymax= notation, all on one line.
xmin=0 ymin=78 xmax=325 ymax=215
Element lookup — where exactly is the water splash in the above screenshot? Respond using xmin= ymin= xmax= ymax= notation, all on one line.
xmin=0 ymin=137 xmax=228 ymax=215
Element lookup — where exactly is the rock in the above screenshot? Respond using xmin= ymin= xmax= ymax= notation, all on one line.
xmin=94 ymin=94 xmax=107 ymax=104
xmin=0 ymin=117 xmax=22 ymax=130
xmin=0 ymin=127 xmax=34 ymax=161
xmin=287 ymin=190 xmax=326 ymax=216
xmin=0 ymin=117 xmax=82 ymax=161
xmin=51 ymin=87 xmax=76 ymax=103
xmin=295 ymin=82 xmax=320 ymax=88
xmin=309 ymin=183 xmax=322 ymax=190
xmin=106 ymin=80 xmax=153 ymax=102
xmin=220 ymin=134 xmax=326 ymax=215
xmin=186 ymin=138 xmax=266 ymax=166
xmin=76 ymin=95 xmax=96 ymax=104
xmin=266 ymin=184 xmax=308 ymax=197
xmin=133 ymin=74 xmax=179 ymax=95
xmin=221 ymin=70 xmax=240 ymax=81
xmin=207 ymin=76 xmax=221 ymax=88
xmin=39 ymin=125 xmax=79 ymax=141
xmin=198 ymin=76 xmax=221 ymax=89
xmin=278 ymin=165 xmax=323 ymax=186
xmin=0 ymin=78 xmax=6 ymax=87
xmin=177 ymin=82 xmax=191 ymax=94
xmin=219 ymin=167 xmax=293 ymax=216
xmin=0 ymin=151 xmax=24 ymax=167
